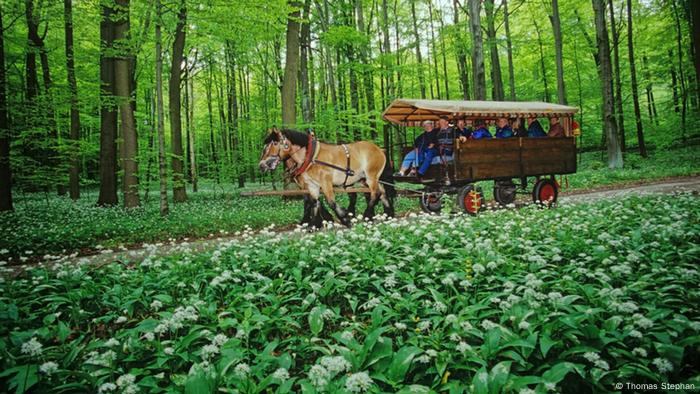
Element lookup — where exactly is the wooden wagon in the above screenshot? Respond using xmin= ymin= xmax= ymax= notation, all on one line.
xmin=382 ymin=99 xmax=579 ymax=214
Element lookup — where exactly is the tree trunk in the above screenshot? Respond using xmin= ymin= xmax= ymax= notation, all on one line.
xmin=114 ymin=0 xmax=139 ymax=208
xmin=592 ymin=0 xmax=622 ymax=169
xmin=690 ymin=0 xmax=700 ymax=106
xmin=468 ymin=0 xmax=486 ymax=100
xmin=300 ymin=0 xmax=313 ymax=123
xmin=504 ymin=0 xmax=515 ymax=100
xmin=453 ymin=0 xmax=470 ymax=99
xmin=381 ymin=0 xmax=393 ymax=150
xmin=144 ymin=87 xmax=155 ymax=200
xmin=155 ymin=0 xmax=169 ymax=216
xmin=533 ymin=19 xmax=550 ymax=102
xmin=98 ymin=1 xmax=118 ymax=206
xmin=551 ymin=0 xmax=566 ymax=104
xmin=64 ymin=0 xmax=80 ymax=200
xmin=356 ymin=0 xmax=376 ymax=139
xmin=671 ymin=0 xmax=687 ymax=139
xmin=206 ymin=57 xmax=218 ymax=183
xmin=626 ymin=0 xmax=646 ymax=157
xmin=187 ymin=64 xmax=197 ymax=192
xmin=393 ymin=0 xmax=403 ymax=97
xmin=169 ymin=0 xmax=187 ymax=202
xmin=608 ymin=0 xmax=624 ymax=151
xmin=484 ymin=0 xmax=504 ymax=101
xmin=0 ymin=5 xmax=12 ymax=211
xmin=670 ymin=50 xmax=679 ymax=112
xmin=427 ymin=0 xmax=442 ymax=98
xmin=282 ymin=1 xmax=302 ymax=126
xmin=436 ymin=6 xmax=449 ymax=100
xmin=410 ymin=0 xmax=426 ymax=99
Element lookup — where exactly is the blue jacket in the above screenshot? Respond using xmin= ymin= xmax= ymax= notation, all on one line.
xmin=472 ymin=127 xmax=492 ymax=140
xmin=528 ymin=120 xmax=546 ymax=137
xmin=495 ymin=126 xmax=514 ymax=139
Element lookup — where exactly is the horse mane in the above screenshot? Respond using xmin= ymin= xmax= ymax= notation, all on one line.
xmin=280 ymin=129 xmax=310 ymax=146
xmin=263 ymin=128 xmax=310 ymax=147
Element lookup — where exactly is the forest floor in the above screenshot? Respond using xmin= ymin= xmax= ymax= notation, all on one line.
xmin=5 ymin=174 xmax=698 ymax=278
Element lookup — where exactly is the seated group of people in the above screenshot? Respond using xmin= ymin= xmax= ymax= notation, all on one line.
xmin=397 ymin=115 xmax=564 ymax=177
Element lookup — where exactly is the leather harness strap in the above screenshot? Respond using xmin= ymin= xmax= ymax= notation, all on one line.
xmin=292 ymin=135 xmax=355 ymax=187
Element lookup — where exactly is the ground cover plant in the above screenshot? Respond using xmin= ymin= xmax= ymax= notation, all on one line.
xmin=0 ymin=193 xmax=698 ymax=393
xmin=1 ymin=146 xmax=699 ymax=260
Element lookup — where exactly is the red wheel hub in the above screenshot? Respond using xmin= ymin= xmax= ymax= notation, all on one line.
xmin=465 ymin=190 xmax=482 ymax=213
xmin=539 ymin=183 xmax=556 ymax=202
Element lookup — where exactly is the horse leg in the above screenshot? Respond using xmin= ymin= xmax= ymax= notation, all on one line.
xmin=362 ymin=179 xmax=381 ymax=220
xmin=346 ymin=192 xmax=358 ymax=217
xmin=320 ymin=177 xmax=351 ymax=227
xmin=378 ymin=184 xmax=395 ymax=217
xmin=306 ymin=185 xmax=324 ymax=229
xmin=300 ymin=195 xmax=313 ymax=225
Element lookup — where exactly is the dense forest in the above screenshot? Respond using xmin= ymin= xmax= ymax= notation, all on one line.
xmin=0 ymin=0 xmax=698 ymax=212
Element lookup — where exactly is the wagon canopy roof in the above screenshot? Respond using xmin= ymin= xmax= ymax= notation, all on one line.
xmin=381 ymin=98 xmax=579 ymax=125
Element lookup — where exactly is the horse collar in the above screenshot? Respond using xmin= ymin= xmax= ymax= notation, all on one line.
xmin=292 ymin=135 xmax=317 ymax=178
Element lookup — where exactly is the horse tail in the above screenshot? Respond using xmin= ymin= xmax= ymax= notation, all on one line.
xmin=380 ymin=150 xmax=396 ymax=200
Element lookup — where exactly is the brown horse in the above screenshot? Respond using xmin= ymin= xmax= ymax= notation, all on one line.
xmin=259 ymin=128 xmax=394 ymax=226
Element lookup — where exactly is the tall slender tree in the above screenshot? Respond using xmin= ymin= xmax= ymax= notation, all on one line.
xmin=504 ymin=0 xmax=516 ymax=100
xmin=169 ymin=0 xmax=187 ymax=202
xmin=468 ymin=0 xmax=486 ymax=100
xmin=282 ymin=1 xmax=302 ymax=126
xmin=64 ymin=0 xmax=80 ymax=200
xmin=299 ymin=0 xmax=313 ymax=123
xmin=410 ymin=0 xmax=427 ymax=99
xmin=356 ymin=0 xmax=377 ymax=139
xmin=484 ymin=0 xmax=504 ymax=100
xmin=690 ymin=0 xmax=700 ymax=104
xmin=0 ymin=5 xmax=12 ymax=211
xmin=155 ymin=0 xmax=169 ymax=216
xmin=550 ymin=0 xmax=566 ymax=104
xmin=626 ymin=0 xmax=646 ymax=157
xmin=114 ymin=0 xmax=139 ymax=208
xmin=592 ymin=0 xmax=622 ymax=169
xmin=452 ymin=0 xmax=470 ymax=99
xmin=98 ymin=0 xmax=118 ymax=206
xmin=608 ymin=0 xmax=624 ymax=151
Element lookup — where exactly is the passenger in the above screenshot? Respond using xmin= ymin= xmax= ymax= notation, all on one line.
xmin=471 ymin=119 xmax=493 ymax=139
xmin=495 ymin=117 xmax=514 ymax=138
xmin=527 ymin=116 xmax=547 ymax=137
xmin=512 ymin=118 xmax=527 ymax=137
xmin=433 ymin=115 xmax=468 ymax=165
xmin=455 ymin=116 xmax=472 ymax=139
xmin=547 ymin=116 xmax=564 ymax=137
xmin=397 ymin=120 xmax=438 ymax=176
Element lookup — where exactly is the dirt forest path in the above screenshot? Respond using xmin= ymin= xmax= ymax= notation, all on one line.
xmin=7 ymin=175 xmax=700 ymax=277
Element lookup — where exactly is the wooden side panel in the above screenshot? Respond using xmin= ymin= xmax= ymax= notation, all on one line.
xmin=454 ymin=137 xmax=576 ymax=182
xmin=521 ymin=137 xmax=576 ymax=176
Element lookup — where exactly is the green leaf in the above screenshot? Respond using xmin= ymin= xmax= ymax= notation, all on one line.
xmin=185 ymin=364 xmax=216 ymax=394
xmin=541 ymin=362 xmax=576 ymax=385
xmin=488 ymin=361 xmax=511 ymax=394
xmin=0 ymin=365 xmax=39 ymax=394
xmin=309 ymin=307 xmax=324 ymax=336
xmin=654 ymin=343 xmax=684 ymax=366
xmin=471 ymin=367 xmax=489 ymax=394
xmin=386 ymin=346 xmax=421 ymax=384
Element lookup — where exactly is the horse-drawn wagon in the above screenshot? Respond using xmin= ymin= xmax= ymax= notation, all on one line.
xmin=382 ymin=99 xmax=579 ymax=214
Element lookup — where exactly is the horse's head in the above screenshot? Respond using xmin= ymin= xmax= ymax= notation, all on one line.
xmin=259 ymin=127 xmax=293 ymax=172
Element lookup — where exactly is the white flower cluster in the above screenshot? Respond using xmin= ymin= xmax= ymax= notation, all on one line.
xmin=39 ymin=361 xmax=58 ymax=376
xmin=652 ymin=358 xmax=673 ymax=373
xmin=85 ymin=350 xmax=117 ymax=367
xmin=154 ymin=306 xmax=199 ymax=334
xmin=307 ymin=355 xmax=352 ymax=389
xmin=21 ymin=337 xmax=43 ymax=357
xmin=200 ymin=333 xmax=229 ymax=359
xmin=583 ymin=352 xmax=609 ymax=370
xmin=210 ymin=270 xmax=232 ymax=286
xmin=116 ymin=373 xmax=138 ymax=394
xmin=345 ymin=371 xmax=373 ymax=393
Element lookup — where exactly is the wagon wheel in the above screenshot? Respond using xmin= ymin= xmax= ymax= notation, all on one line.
xmin=493 ymin=180 xmax=517 ymax=206
xmin=458 ymin=184 xmax=485 ymax=215
xmin=532 ymin=178 xmax=558 ymax=206
xmin=419 ymin=190 xmax=443 ymax=214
